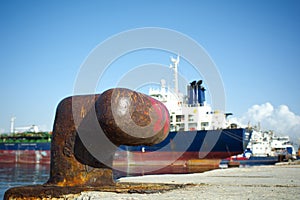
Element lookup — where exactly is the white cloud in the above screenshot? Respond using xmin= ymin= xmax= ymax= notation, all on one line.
xmin=230 ymin=102 xmax=300 ymax=142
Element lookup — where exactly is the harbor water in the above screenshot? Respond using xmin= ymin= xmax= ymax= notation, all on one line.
xmin=0 ymin=164 xmax=50 ymax=199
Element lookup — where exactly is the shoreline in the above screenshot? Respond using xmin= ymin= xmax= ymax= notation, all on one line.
xmin=75 ymin=163 xmax=300 ymax=200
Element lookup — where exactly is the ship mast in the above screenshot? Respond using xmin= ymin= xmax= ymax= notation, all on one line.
xmin=170 ymin=55 xmax=179 ymax=96
xmin=10 ymin=117 xmax=16 ymax=133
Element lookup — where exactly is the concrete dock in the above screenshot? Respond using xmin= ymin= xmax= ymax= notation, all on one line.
xmin=74 ymin=163 xmax=300 ymax=200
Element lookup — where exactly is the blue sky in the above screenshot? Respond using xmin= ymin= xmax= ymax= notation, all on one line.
xmin=0 ymin=0 xmax=299 ymax=138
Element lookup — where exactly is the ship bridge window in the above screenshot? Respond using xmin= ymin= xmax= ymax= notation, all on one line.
xmin=176 ymin=115 xmax=184 ymax=122
xmin=201 ymin=122 xmax=209 ymax=127
xmin=178 ymin=124 xmax=185 ymax=131
xmin=188 ymin=115 xmax=195 ymax=122
xmin=150 ymin=94 xmax=163 ymax=99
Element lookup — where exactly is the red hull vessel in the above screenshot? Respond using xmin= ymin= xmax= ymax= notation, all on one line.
xmin=0 ymin=132 xmax=51 ymax=164
xmin=0 ymin=150 xmax=50 ymax=164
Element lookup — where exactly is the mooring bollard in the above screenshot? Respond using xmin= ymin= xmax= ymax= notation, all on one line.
xmin=5 ymin=88 xmax=182 ymax=199
xmin=47 ymin=88 xmax=170 ymax=187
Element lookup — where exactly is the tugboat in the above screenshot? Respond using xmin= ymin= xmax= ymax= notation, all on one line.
xmin=114 ymin=56 xmax=251 ymax=175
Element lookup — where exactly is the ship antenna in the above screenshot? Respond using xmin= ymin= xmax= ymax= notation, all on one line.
xmin=170 ymin=54 xmax=179 ymax=96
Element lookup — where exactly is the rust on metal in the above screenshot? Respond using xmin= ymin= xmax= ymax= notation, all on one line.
xmin=96 ymin=88 xmax=170 ymax=146
xmin=5 ymin=183 xmax=195 ymax=199
xmin=5 ymin=88 xmax=172 ymax=199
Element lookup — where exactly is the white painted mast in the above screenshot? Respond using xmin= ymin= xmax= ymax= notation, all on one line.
xmin=170 ymin=55 xmax=180 ymax=96
xmin=10 ymin=117 xmax=16 ymax=133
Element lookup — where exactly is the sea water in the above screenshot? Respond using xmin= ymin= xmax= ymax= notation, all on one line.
xmin=0 ymin=163 xmax=50 ymax=199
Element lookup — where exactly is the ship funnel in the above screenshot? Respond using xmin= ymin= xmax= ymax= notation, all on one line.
xmin=187 ymin=84 xmax=193 ymax=105
xmin=197 ymin=80 xmax=205 ymax=106
xmin=188 ymin=81 xmax=197 ymax=105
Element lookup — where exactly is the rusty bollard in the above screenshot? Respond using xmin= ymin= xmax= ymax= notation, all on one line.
xmin=5 ymin=88 xmax=175 ymax=199
xmin=47 ymin=88 xmax=170 ymax=187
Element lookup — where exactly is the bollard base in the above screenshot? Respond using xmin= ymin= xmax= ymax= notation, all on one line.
xmin=4 ymin=183 xmax=193 ymax=200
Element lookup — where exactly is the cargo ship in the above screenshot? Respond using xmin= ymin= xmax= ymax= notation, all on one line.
xmin=113 ymin=56 xmax=251 ymax=176
xmin=0 ymin=126 xmax=51 ymax=164
xmin=0 ymin=56 xmax=250 ymax=172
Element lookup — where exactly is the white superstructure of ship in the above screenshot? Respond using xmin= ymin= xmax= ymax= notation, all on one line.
xmin=114 ymin=55 xmax=250 ymax=175
xmin=245 ymin=129 xmax=297 ymax=160
xmin=148 ymin=55 xmax=234 ymax=132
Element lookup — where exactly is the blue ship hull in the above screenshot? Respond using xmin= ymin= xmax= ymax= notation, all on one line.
xmin=0 ymin=142 xmax=50 ymax=151
xmin=114 ymin=128 xmax=248 ymax=175
xmin=115 ymin=128 xmax=248 ymax=164
xmin=118 ymin=128 xmax=247 ymax=158
xmin=0 ymin=143 xmax=51 ymax=164
xmin=221 ymin=156 xmax=279 ymax=166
